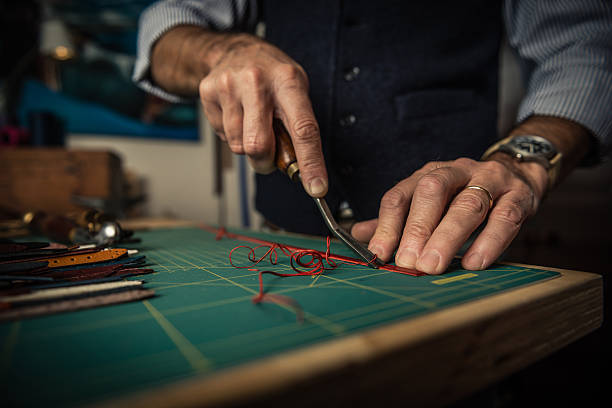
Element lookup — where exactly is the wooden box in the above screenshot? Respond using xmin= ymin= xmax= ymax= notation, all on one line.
xmin=0 ymin=148 xmax=123 ymax=216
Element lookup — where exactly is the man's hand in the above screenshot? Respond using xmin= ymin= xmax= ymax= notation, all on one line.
xmin=151 ymin=27 xmax=328 ymax=197
xmin=351 ymin=116 xmax=592 ymax=275
xmin=351 ymin=156 xmax=547 ymax=274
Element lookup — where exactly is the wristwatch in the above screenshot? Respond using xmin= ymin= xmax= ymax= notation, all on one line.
xmin=481 ymin=134 xmax=562 ymax=191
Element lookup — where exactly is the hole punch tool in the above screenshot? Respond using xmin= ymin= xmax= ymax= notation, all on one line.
xmin=273 ymin=119 xmax=384 ymax=268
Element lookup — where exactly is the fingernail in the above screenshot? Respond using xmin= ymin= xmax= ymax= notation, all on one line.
xmin=308 ymin=177 xmax=327 ymax=197
xmin=396 ymin=248 xmax=418 ymax=268
xmin=465 ymin=253 xmax=484 ymax=270
xmin=416 ymin=250 xmax=441 ymax=274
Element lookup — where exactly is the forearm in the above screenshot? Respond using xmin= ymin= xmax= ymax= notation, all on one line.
xmin=150 ymin=25 xmax=258 ymax=97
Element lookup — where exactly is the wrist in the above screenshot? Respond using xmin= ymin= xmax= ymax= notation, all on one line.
xmin=151 ymin=26 xmax=261 ymax=96
xmin=508 ymin=115 xmax=592 ymax=181
xmin=486 ymin=152 xmax=548 ymax=201
xmin=481 ymin=115 xmax=591 ymax=195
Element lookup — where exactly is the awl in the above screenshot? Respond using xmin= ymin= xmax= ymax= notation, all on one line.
xmin=273 ymin=119 xmax=384 ymax=268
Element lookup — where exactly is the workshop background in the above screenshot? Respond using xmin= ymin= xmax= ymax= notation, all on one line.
xmin=1 ymin=0 xmax=610 ymax=406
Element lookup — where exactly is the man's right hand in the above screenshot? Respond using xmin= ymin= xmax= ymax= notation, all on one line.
xmin=152 ymin=28 xmax=328 ymax=197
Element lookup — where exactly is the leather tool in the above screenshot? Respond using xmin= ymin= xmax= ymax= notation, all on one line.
xmin=273 ymin=119 xmax=383 ymax=268
xmin=1 ymin=248 xmax=128 ymax=271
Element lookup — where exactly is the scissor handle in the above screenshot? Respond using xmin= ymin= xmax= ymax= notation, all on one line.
xmin=273 ymin=119 xmax=300 ymax=182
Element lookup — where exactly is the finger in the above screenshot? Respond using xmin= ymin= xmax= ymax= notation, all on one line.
xmin=274 ymin=66 xmax=327 ymax=197
xmin=395 ymin=166 xmax=471 ymax=270
xmin=202 ymin=101 xmax=225 ymax=139
xmin=221 ymin=101 xmax=244 ymax=154
xmin=242 ymin=88 xmax=275 ymax=174
xmin=351 ymin=219 xmax=378 ymax=242
xmin=461 ymin=188 xmax=534 ymax=270
xmin=366 ymin=177 xmax=419 ymax=262
xmin=415 ymin=180 xmax=502 ymax=274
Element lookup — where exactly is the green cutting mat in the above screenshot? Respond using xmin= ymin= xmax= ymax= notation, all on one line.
xmin=0 ymin=227 xmax=559 ymax=407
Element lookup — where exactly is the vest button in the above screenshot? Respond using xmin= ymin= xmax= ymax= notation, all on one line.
xmin=339 ymin=114 xmax=357 ymax=127
xmin=340 ymin=165 xmax=354 ymax=175
xmin=343 ymin=67 xmax=360 ymax=81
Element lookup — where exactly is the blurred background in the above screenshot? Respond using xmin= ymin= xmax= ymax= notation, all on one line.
xmin=1 ymin=0 xmax=259 ymax=232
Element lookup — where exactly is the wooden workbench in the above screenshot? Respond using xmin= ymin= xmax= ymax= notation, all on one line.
xmin=1 ymin=223 xmax=602 ymax=407
xmin=108 ymin=267 xmax=600 ymax=408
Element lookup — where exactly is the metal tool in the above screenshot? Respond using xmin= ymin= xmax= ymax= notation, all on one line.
xmin=22 ymin=211 xmax=136 ymax=246
xmin=273 ymin=119 xmax=384 ymax=268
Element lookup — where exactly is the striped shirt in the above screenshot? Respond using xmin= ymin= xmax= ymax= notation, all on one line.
xmin=133 ymin=0 xmax=612 ymax=159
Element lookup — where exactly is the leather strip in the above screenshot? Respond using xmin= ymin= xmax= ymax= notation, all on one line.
xmin=43 ymin=248 xmax=128 ymax=268
xmin=0 ymin=289 xmax=155 ymax=321
xmin=0 ymin=280 xmax=144 ymax=305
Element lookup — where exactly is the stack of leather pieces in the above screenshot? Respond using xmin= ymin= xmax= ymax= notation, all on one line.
xmin=0 ymin=240 xmax=154 ymax=321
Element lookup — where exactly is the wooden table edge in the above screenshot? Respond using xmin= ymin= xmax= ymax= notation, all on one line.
xmin=95 ymin=260 xmax=602 ymax=408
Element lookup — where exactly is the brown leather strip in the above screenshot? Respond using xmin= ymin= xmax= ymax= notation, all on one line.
xmin=44 ymin=248 xmax=128 ymax=268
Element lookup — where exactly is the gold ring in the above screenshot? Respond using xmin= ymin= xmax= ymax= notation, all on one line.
xmin=465 ymin=185 xmax=494 ymax=210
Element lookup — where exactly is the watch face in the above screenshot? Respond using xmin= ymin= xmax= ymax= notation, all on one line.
xmin=510 ymin=135 xmax=554 ymax=158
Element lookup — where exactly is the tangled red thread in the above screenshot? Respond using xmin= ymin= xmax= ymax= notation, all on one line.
xmin=229 ymin=237 xmax=339 ymax=322
xmin=203 ymin=224 xmax=422 ymax=322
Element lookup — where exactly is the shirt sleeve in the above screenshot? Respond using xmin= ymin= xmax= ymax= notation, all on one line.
xmin=505 ymin=0 xmax=612 ymax=161
xmin=132 ymin=0 xmax=258 ymax=102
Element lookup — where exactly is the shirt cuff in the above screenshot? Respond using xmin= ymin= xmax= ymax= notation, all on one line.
xmin=517 ymin=66 xmax=612 ymax=163
xmin=132 ymin=1 xmax=211 ymax=103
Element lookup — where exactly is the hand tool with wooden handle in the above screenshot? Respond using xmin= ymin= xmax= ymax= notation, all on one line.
xmin=273 ymin=119 xmax=384 ymax=268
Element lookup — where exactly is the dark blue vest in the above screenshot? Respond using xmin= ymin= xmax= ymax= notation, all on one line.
xmin=256 ymin=0 xmax=502 ymax=235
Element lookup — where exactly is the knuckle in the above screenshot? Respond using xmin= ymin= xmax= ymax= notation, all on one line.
xmin=275 ymin=64 xmax=307 ymax=89
xmin=416 ymin=173 xmax=448 ymax=197
xmin=297 ymin=155 xmax=323 ymax=174
xmin=381 ymin=188 xmax=410 ymax=211
xmin=242 ymin=66 xmax=264 ymax=85
xmin=482 ymin=159 xmax=507 ymax=175
xmin=482 ymin=230 xmax=508 ymax=247
xmin=243 ymin=134 xmax=271 ymax=157
xmin=372 ymin=225 xmax=397 ymax=242
xmin=217 ymin=72 xmax=233 ymax=93
xmin=493 ymin=199 xmax=526 ymax=227
xmin=406 ymin=221 xmax=433 ymax=241
xmin=454 ymin=157 xmax=476 ymax=167
xmin=199 ymin=78 xmax=215 ymax=101
xmin=422 ymin=161 xmax=444 ymax=172
xmin=292 ymin=119 xmax=320 ymax=144
xmin=454 ymin=192 xmax=486 ymax=216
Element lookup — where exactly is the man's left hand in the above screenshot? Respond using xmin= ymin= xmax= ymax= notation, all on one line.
xmin=351 ymin=156 xmax=548 ymax=274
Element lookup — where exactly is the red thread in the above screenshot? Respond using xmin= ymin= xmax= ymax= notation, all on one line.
xmin=199 ymin=224 xmax=424 ymax=322
xmin=215 ymin=227 xmax=227 ymax=241
xmin=227 ymin=237 xmax=340 ymax=321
